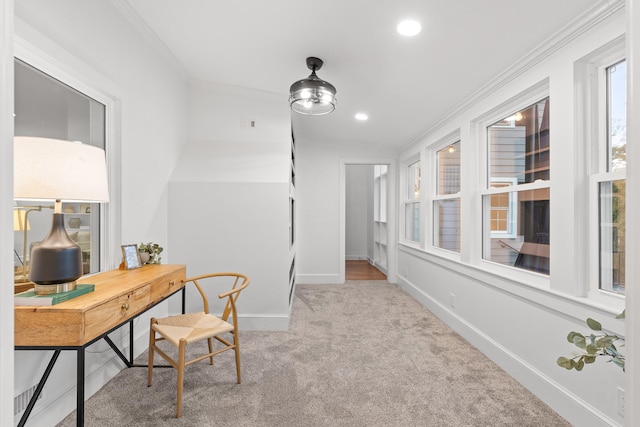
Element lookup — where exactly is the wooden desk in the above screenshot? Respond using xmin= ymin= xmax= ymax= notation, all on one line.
xmin=15 ymin=264 xmax=187 ymax=427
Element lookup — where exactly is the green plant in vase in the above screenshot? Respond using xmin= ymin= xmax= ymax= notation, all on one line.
xmin=138 ymin=242 xmax=163 ymax=265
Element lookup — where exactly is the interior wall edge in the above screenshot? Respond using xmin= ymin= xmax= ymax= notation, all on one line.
xmin=0 ymin=1 xmax=14 ymax=426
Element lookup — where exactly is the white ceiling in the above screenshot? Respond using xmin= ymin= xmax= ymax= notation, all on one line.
xmin=123 ymin=0 xmax=602 ymax=151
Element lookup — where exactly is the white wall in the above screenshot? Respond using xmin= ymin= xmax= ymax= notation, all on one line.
xmin=625 ymin=0 xmax=640 ymax=424
xmin=345 ymin=164 xmax=373 ymax=260
xmin=396 ymin=6 xmax=626 ymax=426
xmin=296 ymin=138 xmax=396 ymax=284
xmin=168 ymin=80 xmax=291 ymax=330
xmin=11 ymin=1 xmax=188 ymax=425
xmin=0 ymin=2 xmax=15 ymax=427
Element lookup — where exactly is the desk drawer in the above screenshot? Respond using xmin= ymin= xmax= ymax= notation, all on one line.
xmin=84 ymin=285 xmax=150 ymax=342
xmin=149 ymin=269 xmax=184 ymax=302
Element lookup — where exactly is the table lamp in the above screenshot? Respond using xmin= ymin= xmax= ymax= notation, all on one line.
xmin=14 ymin=136 xmax=109 ymax=295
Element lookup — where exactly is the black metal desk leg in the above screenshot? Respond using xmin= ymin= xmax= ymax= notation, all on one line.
xmin=130 ymin=320 xmax=135 ymax=363
xmin=17 ymin=350 xmax=61 ymax=427
xmin=77 ymin=348 xmax=85 ymax=426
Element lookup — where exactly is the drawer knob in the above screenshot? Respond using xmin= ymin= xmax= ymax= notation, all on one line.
xmin=121 ymin=303 xmax=130 ymax=311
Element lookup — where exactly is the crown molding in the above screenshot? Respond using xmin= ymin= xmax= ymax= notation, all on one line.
xmin=402 ymin=0 xmax=625 ymax=152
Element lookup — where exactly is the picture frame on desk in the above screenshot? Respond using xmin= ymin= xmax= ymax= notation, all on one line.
xmin=122 ymin=244 xmax=142 ymax=269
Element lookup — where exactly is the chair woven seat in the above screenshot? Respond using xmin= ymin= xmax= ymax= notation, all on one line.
xmin=147 ymin=272 xmax=250 ymax=418
xmin=153 ymin=312 xmax=234 ymax=346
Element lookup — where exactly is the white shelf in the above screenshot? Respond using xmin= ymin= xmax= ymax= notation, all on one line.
xmin=372 ymin=164 xmax=388 ymax=270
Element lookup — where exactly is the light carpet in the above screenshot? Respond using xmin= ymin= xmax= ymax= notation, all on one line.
xmin=58 ymin=281 xmax=569 ymax=426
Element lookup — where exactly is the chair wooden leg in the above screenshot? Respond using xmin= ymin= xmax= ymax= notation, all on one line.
xmin=207 ymin=337 xmax=214 ymax=365
xmin=234 ymin=330 xmax=241 ymax=384
xmin=148 ymin=319 xmax=156 ymax=387
xmin=176 ymin=340 xmax=186 ymax=418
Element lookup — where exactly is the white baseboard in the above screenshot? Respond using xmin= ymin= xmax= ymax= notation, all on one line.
xmin=396 ymin=274 xmax=620 ymax=427
xmin=373 ymin=261 xmax=387 ymax=274
xmin=296 ymin=273 xmax=342 ymax=284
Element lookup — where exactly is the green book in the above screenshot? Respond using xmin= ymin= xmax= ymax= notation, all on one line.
xmin=14 ymin=284 xmax=95 ymax=306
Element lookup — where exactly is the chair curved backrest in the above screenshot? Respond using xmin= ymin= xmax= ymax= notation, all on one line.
xmin=185 ymin=272 xmax=250 ymax=326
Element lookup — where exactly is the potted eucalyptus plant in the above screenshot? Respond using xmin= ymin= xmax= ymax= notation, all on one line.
xmin=138 ymin=242 xmax=163 ymax=265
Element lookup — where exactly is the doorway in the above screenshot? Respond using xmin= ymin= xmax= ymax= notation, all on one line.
xmin=344 ymin=163 xmax=389 ymax=281
xmin=346 ymin=260 xmax=387 ymax=280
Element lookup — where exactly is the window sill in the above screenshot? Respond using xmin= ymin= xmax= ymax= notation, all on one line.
xmin=399 ymin=240 xmax=421 ymax=250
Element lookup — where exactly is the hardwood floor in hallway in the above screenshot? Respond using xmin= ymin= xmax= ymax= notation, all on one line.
xmin=345 ymin=260 xmax=387 ymax=280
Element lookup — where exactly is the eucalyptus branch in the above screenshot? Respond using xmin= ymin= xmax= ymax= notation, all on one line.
xmin=557 ymin=312 xmax=625 ymax=372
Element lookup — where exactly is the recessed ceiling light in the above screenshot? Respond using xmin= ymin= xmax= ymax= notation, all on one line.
xmin=355 ymin=113 xmax=369 ymax=121
xmin=397 ymin=20 xmax=421 ymax=37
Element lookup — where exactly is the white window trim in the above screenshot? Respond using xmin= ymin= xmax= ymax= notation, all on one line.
xmin=401 ymin=154 xmax=422 ymax=246
xmin=473 ymin=80 xmax=550 ymax=285
xmin=588 ymin=170 xmax=626 ymax=305
xmin=595 ymin=55 xmax=626 ymax=174
xmin=577 ymin=36 xmax=626 ymax=304
xmin=428 ymin=132 xmax=462 ymax=257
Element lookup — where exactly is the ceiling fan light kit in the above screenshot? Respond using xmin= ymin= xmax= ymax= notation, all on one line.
xmin=289 ymin=57 xmax=337 ymax=116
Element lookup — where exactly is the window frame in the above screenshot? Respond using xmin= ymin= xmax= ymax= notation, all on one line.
xmin=429 ymin=135 xmax=462 ymax=255
xmin=401 ymin=155 xmax=422 ymax=245
xmin=474 ymin=81 xmax=551 ymax=286
xmin=14 ymin=41 xmax=122 ymax=272
xmin=584 ymin=44 xmax=627 ymax=300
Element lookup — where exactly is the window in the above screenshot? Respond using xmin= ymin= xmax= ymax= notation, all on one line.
xmin=13 ymin=59 xmax=106 ymax=280
xmin=482 ymin=98 xmax=550 ymax=275
xmin=433 ymin=141 xmax=460 ymax=252
xmin=595 ymin=59 xmax=626 ymax=294
xmin=404 ymin=160 xmax=421 ymax=242
xmin=489 ymin=178 xmax=517 ymax=238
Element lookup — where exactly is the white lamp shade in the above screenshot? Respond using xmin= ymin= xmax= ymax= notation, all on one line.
xmin=14 ymin=136 xmax=109 ymax=203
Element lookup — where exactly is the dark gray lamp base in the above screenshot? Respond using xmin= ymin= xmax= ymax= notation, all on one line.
xmin=29 ymin=213 xmax=83 ymax=295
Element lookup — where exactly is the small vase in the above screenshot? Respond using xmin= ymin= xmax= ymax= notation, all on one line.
xmin=139 ymin=252 xmax=150 ymax=264
xmin=68 ymin=217 xmax=81 ymax=228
